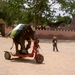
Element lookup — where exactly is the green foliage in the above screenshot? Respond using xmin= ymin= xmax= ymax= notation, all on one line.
xmin=57 ymin=0 xmax=75 ymax=18
xmin=21 ymin=11 xmax=34 ymax=24
xmin=56 ymin=15 xmax=71 ymax=23
xmin=0 ymin=0 xmax=7 ymax=20
xmin=0 ymin=0 xmax=73 ymax=28
xmin=56 ymin=14 xmax=71 ymax=27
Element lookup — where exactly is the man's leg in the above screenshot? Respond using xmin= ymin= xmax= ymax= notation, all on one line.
xmin=56 ymin=45 xmax=59 ymax=51
xmin=53 ymin=45 xmax=55 ymax=51
xmin=25 ymin=40 xmax=31 ymax=54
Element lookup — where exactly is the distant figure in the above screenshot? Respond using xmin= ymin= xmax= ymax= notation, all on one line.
xmin=52 ymin=36 xmax=59 ymax=52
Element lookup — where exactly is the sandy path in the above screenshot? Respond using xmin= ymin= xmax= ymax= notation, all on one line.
xmin=0 ymin=37 xmax=75 ymax=75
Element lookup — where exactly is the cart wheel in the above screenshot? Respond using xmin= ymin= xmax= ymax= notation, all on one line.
xmin=35 ymin=54 xmax=44 ymax=64
xmin=4 ymin=52 xmax=11 ymax=60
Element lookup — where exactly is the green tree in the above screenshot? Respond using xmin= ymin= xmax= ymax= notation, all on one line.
xmin=0 ymin=0 xmax=7 ymax=20
xmin=1 ymin=0 xmax=70 ymax=27
xmin=5 ymin=0 xmax=26 ymax=25
xmin=25 ymin=0 xmax=51 ymax=27
xmin=57 ymin=0 xmax=75 ymax=18
xmin=56 ymin=14 xmax=71 ymax=27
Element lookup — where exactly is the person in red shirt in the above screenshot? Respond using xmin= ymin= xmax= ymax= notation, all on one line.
xmin=34 ymin=37 xmax=40 ymax=49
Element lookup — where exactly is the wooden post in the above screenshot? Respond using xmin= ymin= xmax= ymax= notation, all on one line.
xmin=1 ymin=24 xmax=5 ymax=36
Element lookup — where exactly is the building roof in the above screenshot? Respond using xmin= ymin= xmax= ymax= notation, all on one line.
xmin=0 ymin=19 xmax=5 ymax=25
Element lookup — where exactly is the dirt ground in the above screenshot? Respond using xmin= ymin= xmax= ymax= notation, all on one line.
xmin=0 ymin=37 xmax=75 ymax=75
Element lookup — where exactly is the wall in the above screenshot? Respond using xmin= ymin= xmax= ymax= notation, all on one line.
xmin=36 ymin=28 xmax=75 ymax=39
xmin=5 ymin=27 xmax=12 ymax=35
xmin=4 ymin=27 xmax=75 ymax=40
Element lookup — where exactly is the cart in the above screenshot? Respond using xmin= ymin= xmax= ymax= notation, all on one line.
xmin=4 ymin=40 xmax=44 ymax=64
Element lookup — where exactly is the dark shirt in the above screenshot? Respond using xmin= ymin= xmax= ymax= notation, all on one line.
xmin=52 ymin=39 xmax=57 ymax=46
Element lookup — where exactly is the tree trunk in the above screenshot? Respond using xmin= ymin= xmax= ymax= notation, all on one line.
xmin=35 ymin=11 xmax=39 ymax=28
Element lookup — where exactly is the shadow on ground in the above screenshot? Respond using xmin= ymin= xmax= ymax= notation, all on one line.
xmin=39 ymin=39 xmax=75 ymax=43
xmin=10 ymin=58 xmax=45 ymax=65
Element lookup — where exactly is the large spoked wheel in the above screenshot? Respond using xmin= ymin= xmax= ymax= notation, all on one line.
xmin=4 ymin=52 xmax=11 ymax=60
xmin=35 ymin=54 xmax=44 ymax=64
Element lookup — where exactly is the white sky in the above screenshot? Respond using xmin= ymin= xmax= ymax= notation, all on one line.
xmin=24 ymin=4 xmax=29 ymax=8
xmin=50 ymin=2 xmax=70 ymax=17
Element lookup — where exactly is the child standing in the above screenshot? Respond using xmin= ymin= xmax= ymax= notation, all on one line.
xmin=52 ymin=36 xmax=59 ymax=52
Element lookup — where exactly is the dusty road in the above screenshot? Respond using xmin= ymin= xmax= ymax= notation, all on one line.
xmin=0 ymin=37 xmax=75 ymax=75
